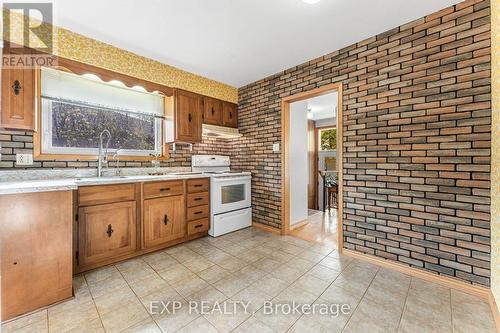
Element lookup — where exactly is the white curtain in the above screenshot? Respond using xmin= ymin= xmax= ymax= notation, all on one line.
xmin=41 ymin=67 xmax=164 ymax=116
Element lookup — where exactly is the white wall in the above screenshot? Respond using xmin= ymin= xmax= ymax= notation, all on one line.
xmin=289 ymin=100 xmax=309 ymax=226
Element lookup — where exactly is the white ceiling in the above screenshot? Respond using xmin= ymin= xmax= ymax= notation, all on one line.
xmin=49 ymin=0 xmax=462 ymax=87
xmin=307 ymin=92 xmax=337 ymax=121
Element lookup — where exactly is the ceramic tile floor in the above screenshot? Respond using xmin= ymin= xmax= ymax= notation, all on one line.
xmin=2 ymin=227 xmax=497 ymax=333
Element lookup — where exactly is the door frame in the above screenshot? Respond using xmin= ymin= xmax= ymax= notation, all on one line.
xmin=280 ymin=82 xmax=344 ymax=252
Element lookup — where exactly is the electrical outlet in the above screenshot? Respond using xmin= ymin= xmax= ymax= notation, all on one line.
xmin=272 ymin=143 xmax=280 ymax=152
xmin=16 ymin=153 xmax=33 ymax=166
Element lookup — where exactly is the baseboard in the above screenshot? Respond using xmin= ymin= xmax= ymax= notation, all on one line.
xmin=343 ymin=249 xmax=490 ymax=300
xmin=489 ymin=291 xmax=500 ymax=332
xmin=252 ymin=221 xmax=281 ymax=234
xmin=290 ymin=219 xmax=309 ymax=230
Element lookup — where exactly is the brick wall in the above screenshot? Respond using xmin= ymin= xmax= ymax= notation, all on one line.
xmin=0 ymin=130 xmax=236 ymax=169
xmin=237 ymin=0 xmax=491 ymax=285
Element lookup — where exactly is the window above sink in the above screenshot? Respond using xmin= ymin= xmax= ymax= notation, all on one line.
xmin=33 ymin=58 xmax=173 ymax=161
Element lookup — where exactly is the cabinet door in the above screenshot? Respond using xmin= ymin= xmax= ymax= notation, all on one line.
xmin=222 ymin=102 xmax=238 ymax=128
xmin=143 ymin=195 xmax=185 ymax=248
xmin=203 ymin=97 xmax=222 ymax=125
xmin=0 ymin=191 xmax=73 ymax=320
xmin=78 ymin=201 xmax=137 ymax=266
xmin=175 ymin=89 xmax=202 ymax=143
xmin=1 ymin=67 xmax=35 ymax=130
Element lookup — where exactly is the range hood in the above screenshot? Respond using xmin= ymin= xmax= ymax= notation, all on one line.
xmin=202 ymin=124 xmax=242 ymax=139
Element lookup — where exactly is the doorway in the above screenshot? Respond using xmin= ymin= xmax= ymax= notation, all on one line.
xmin=280 ymin=83 xmax=343 ymax=251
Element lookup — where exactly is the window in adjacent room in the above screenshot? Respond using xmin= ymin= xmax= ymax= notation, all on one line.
xmin=40 ymin=67 xmax=165 ymax=157
xmin=318 ymin=127 xmax=337 ymax=151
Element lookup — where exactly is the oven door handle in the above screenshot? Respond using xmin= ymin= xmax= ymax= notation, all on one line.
xmin=212 ymin=176 xmax=252 ymax=182
xmin=217 ymin=208 xmax=251 ymax=220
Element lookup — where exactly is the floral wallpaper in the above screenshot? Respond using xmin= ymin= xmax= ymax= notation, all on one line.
xmin=491 ymin=0 xmax=500 ymax=312
xmin=4 ymin=10 xmax=238 ymax=103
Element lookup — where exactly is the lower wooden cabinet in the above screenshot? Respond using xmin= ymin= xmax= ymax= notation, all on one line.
xmin=78 ymin=201 xmax=137 ymax=267
xmin=0 ymin=191 xmax=73 ymax=320
xmin=74 ymin=179 xmax=210 ymax=273
xmin=143 ymin=195 xmax=186 ymax=248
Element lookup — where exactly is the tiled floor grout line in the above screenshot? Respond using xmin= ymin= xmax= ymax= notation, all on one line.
xmin=282 ymin=249 xmax=360 ymax=333
xmin=45 ymin=307 xmax=49 ymax=332
xmin=187 ymin=236 xmax=331 ymax=332
xmin=113 ymin=263 xmax=164 ymax=333
xmin=5 ymin=229 xmax=496 ymax=333
xmin=339 ymin=265 xmax=380 ymax=333
xmin=449 ymin=288 xmax=454 ymax=333
xmin=395 ymin=276 xmax=413 ymax=333
xmin=83 ymin=270 xmax=111 ymax=333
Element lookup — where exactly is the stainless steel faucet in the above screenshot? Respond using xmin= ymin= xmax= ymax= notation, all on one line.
xmin=97 ymin=130 xmax=111 ymax=177
xmin=113 ymin=148 xmax=122 ymax=176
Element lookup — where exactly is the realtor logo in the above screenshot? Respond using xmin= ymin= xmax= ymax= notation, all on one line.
xmin=2 ymin=2 xmax=56 ymax=68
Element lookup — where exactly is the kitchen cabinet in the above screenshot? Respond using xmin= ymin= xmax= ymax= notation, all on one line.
xmin=0 ymin=191 xmax=73 ymax=320
xmin=78 ymin=201 xmax=137 ymax=267
xmin=202 ymin=96 xmax=223 ymax=126
xmin=143 ymin=195 xmax=185 ymax=248
xmin=74 ymin=178 xmax=210 ymax=273
xmin=166 ymin=89 xmax=202 ymax=143
xmin=186 ymin=178 xmax=210 ymax=235
xmin=222 ymin=102 xmax=238 ymax=128
xmin=1 ymin=67 xmax=35 ymax=130
xmin=143 ymin=180 xmax=184 ymax=199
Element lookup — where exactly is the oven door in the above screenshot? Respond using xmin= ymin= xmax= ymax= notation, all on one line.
xmin=211 ymin=175 xmax=251 ymax=215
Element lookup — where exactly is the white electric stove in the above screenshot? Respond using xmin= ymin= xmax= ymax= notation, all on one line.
xmin=192 ymin=155 xmax=252 ymax=237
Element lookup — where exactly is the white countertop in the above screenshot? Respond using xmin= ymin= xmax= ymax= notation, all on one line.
xmin=0 ymin=173 xmax=209 ymax=195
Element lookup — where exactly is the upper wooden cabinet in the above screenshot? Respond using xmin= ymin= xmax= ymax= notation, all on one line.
xmin=1 ymin=67 xmax=35 ymax=131
xmin=222 ymin=102 xmax=238 ymax=128
xmin=202 ymin=97 xmax=223 ymax=125
xmin=166 ymin=89 xmax=202 ymax=143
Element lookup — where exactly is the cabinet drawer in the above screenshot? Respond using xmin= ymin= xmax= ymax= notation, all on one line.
xmin=187 ymin=192 xmax=209 ymax=207
xmin=143 ymin=180 xmax=184 ymax=199
xmin=187 ymin=178 xmax=209 ymax=193
xmin=78 ymin=184 xmax=136 ymax=206
xmin=187 ymin=205 xmax=209 ymax=221
xmin=187 ymin=218 xmax=209 ymax=235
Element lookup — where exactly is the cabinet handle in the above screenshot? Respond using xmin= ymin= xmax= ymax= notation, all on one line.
xmin=229 ymin=112 xmax=232 ymax=119
xmin=194 ymin=197 xmax=203 ymax=201
xmin=160 ymin=188 xmax=171 ymax=192
xmin=194 ymin=211 xmax=203 ymax=215
xmin=188 ymin=113 xmax=192 ymax=122
xmin=12 ymin=80 xmax=21 ymax=95
xmin=194 ymin=224 xmax=203 ymax=229
xmin=194 ymin=184 xmax=203 ymax=187
xmin=106 ymin=224 xmax=114 ymax=238
xmin=211 ymin=107 xmax=214 ymax=115
xmin=164 ymin=214 xmax=169 ymax=225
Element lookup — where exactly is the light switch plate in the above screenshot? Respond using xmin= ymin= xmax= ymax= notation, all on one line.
xmin=272 ymin=143 xmax=280 ymax=152
xmin=16 ymin=153 xmax=33 ymax=166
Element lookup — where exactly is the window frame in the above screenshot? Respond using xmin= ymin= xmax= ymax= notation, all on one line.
xmin=33 ymin=57 xmax=174 ymax=161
